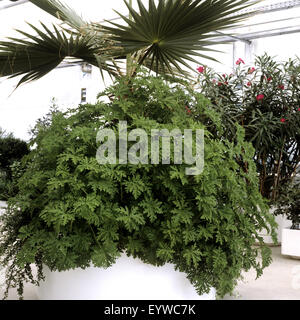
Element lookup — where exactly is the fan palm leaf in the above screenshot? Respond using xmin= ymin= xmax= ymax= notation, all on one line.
xmin=102 ymin=0 xmax=259 ymax=74
xmin=0 ymin=0 xmax=260 ymax=87
xmin=0 ymin=22 xmax=118 ymax=87
xmin=28 ymin=0 xmax=87 ymax=30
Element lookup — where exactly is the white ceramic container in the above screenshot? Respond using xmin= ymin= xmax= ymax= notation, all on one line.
xmin=36 ymin=254 xmax=216 ymax=300
xmin=281 ymin=228 xmax=300 ymax=258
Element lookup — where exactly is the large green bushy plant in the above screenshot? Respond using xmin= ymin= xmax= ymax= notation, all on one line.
xmin=197 ymin=54 xmax=300 ymax=201
xmin=0 ymin=72 xmax=276 ymax=299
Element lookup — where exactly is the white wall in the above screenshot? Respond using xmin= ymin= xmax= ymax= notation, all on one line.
xmin=0 ymin=0 xmax=125 ymax=141
xmin=1 ymin=0 xmax=300 ymax=140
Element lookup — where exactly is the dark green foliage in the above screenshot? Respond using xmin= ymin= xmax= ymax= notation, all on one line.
xmin=0 ymin=130 xmax=29 ymax=200
xmin=0 ymin=72 xmax=276 ymax=299
xmin=197 ymin=54 xmax=300 ymax=201
xmin=274 ymin=182 xmax=300 ymax=230
xmin=103 ymin=0 xmax=257 ymax=74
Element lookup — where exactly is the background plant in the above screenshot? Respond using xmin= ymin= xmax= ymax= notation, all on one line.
xmin=0 ymin=72 xmax=276 ymax=299
xmin=197 ymin=53 xmax=300 ymax=201
xmin=0 ymin=129 xmax=29 ymax=200
xmin=274 ymin=182 xmax=300 ymax=230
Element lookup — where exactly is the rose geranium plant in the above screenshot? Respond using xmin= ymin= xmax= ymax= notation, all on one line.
xmin=197 ymin=53 xmax=300 ymax=201
xmin=0 ymin=72 xmax=276 ymax=299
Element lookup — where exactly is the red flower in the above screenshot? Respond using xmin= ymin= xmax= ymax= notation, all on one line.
xmin=256 ymin=94 xmax=265 ymax=101
xmin=222 ymin=74 xmax=226 ymax=78
xmin=225 ymin=81 xmax=229 ymax=85
xmin=267 ymin=77 xmax=272 ymax=82
xmin=197 ymin=66 xmax=205 ymax=73
xmin=280 ymin=118 xmax=286 ymax=123
xmin=249 ymin=67 xmax=255 ymax=74
xmin=218 ymin=82 xmax=222 ymax=86
xmin=185 ymin=106 xmax=191 ymax=114
xmin=247 ymin=82 xmax=251 ymax=87
xmin=278 ymin=84 xmax=285 ymax=90
xmin=236 ymin=58 xmax=245 ymax=65
xmin=298 ymin=108 xmax=300 ymax=111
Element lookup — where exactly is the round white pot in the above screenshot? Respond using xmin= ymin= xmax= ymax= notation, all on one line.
xmin=281 ymin=228 xmax=300 ymax=258
xmin=36 ymin=254 xmax=216 ymax=300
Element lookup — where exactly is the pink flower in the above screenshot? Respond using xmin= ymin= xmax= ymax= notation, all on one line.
xmin=222 ymin=74 xmax=226 ymax=78
xmin=298 ymin=108 xmax=300 ymax=111
xmin=249 ymin=67 xmax=255 ymax=74
xmin=218 ymin=82 xmax=222 ymax=86
xmin=197 ymin=66 xmax=205 ymax=73
xmin=236 ymin=58 xmax=245 ymax=65
xmin=185 ymin=106 xmax=191 ymax=114
xmin=278 ymin=84 xmax=285 ymax=90
xmin=212 ymin=79 xmax=216 ymax=84
xmin=280 ymin=118 xmax=286 ymax=123
xmin=256 ymin=94 xmax=265 ymax=101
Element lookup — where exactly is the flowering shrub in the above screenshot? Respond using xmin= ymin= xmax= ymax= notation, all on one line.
xmin=197 ymin=53 xmax=300 ymax=201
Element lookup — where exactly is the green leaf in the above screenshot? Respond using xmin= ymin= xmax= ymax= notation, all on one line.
xmin=29 ymin=0 xmax=87 ymax=30
xmin=183 ymin=245 xmax=202 ymax=267
xmin=0 ymin=22 xmax=117 ymax=87
xmin=116 ymin=206 xmax=146 ymax=231
xmin=103 ymin=0 xmax=259 ymax=74
xmin=139 ymin=198 xmax=163 ymax=222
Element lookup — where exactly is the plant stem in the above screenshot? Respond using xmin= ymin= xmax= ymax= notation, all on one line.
xmin=272 ymin=138 xmax=286 ymax=201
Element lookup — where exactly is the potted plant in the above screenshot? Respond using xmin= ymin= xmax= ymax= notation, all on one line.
xmin=0 ymin=71 xmax=276 ymax=300
xmin=0 ymin=0 xmax=275 ymax=300
xmin=274 ymin=182 xmax=300 ymax=258
xmin=196 ymin=54 xmax=300 ymax=244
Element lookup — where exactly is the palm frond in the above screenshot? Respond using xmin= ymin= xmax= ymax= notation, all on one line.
xmin=0 ymin=0 xmax=260 ymax=87
xmin=29 ymin=0 xmax=87 ymax=30
xmin=102 ymin=0 xmax=259 ymax=74
xmin=0 ymin=23 xmax=117 ymax=88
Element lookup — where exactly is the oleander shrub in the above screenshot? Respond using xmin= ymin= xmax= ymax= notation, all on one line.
xmin=197 ymin=54 xmax=300 ymax=201
xmin=0 ymin=72 xmax=276 ymax=299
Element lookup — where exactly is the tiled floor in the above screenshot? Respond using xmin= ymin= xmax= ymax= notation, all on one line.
xmin=0 ymin=246 xmax=299 ymax=300
xmin=223 ymin=246 xmax=300 ymax=300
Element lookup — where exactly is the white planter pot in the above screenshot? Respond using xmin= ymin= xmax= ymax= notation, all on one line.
xmin=258 ymin=208 xmax=291 ymax=245
xmin=36 ymin=254 xmax=216 ymax=300
xmin=281 ymin=228 xmax=300 ymax=258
